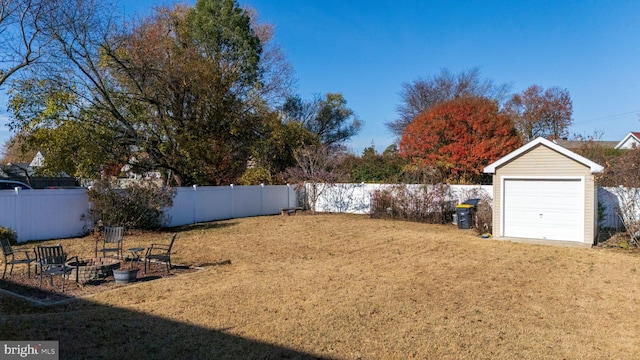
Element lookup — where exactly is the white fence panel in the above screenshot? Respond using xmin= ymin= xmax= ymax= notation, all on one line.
xmin=313 ymin=183 xmax=383 ymax=214
xmin=0 ymin=191 xmax=19 ymax=234
xmin=310 ymin=183 xmax=494 ymax=214
xmin=598 ymin=187 xmax=626 ymax=229
xmin=448 ymin=185 xmax=493 ymax=204
xmin=195 ymin=186 xmax=234 ymax=223
xmin=262 ymin=185 xmax=297 ymax=212
xmin=166 ymin=187 xmax=197 ymax=226
xmin=0 ymin=189 xmax=90 ymax=243
xmin=164 ymin=185 xmax=297 ymax=227
xmin=232 ymin=185 xmax=263 ymax=218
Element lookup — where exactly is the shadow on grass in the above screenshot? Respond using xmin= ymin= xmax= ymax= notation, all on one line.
xmin=172 ymin=221 xmax=239 ymax=233
xmin=199 ymin=259 xmax=232 ymax=267
xmin=133 ymin=275 xmax=163 ymax=283
xmin=0 ymin=281 xmax=328 ymax=360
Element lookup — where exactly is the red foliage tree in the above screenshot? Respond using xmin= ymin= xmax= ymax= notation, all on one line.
xmin=399 ymin=96 xmax=521 ymax=183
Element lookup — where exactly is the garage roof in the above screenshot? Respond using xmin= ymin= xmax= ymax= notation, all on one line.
xmin=484 ymin=137 xmax=604 ymax=174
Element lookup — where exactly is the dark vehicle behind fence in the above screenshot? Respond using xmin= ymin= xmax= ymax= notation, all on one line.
xmin=0 ymin=180 xmax=33 ymax=190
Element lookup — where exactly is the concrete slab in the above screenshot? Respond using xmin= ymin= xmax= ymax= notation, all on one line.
xmin=491 ymin=236 xmax=593 ymax=249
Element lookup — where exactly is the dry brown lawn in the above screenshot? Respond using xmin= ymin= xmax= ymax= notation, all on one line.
xmin=1 ymin=213 xmax=639 ymax=359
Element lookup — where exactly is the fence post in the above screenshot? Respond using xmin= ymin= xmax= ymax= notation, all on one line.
xmin=361 ymin=182 xmax=366 ymax=214
xmin=261 ymin=183 xmax=265 ymax=215
xmin=230 ymin=184 xmax=235 ymax=218
xmin=192 ymin=185 xmax=198 ymax=225
xmin=287 ymin=183 xmax=291 ymax=208
xmin=14 ymin=187 xmax=21 ymax=242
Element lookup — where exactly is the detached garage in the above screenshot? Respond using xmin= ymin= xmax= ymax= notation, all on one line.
xmin=484 ymin=137 xmax=604 ymax=247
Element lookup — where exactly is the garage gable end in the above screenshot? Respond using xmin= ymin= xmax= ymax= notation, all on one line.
xmin=498 ymin=145 xmax=591 ymax=176
xmin=484 ymin=137 xmax=604 ymax=174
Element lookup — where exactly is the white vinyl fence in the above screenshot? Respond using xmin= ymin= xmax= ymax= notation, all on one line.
xmin=0 ymin=188 xmax=91 ymax=243
xmin=0 ymin=184 xmax=298 ymax=243
xmin=599 ymin=187 xmax=630 ymax=229
xmin=309 ymin=183 xmax=493 ymax=215
xmin=309 ymin=183 xmax=625 ymax=229
xmin=164 ymin=184 xmax=298 ymax=227
xmin=0 ymin=182 xmax=628 ymax=243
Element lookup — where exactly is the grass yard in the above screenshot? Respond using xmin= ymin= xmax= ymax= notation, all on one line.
xmin=1 ymin=213 xmax=639 ymax=359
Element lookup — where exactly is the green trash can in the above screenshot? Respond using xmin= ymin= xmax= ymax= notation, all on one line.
xmin=455 ymin=203 xmax=473 ymax=229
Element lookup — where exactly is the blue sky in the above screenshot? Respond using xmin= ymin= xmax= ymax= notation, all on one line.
xmin=2 ymin=0 xmax=639 ymax=155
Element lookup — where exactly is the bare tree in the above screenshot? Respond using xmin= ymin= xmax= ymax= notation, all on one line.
xmin=599 ymin=148 xmax=640 ymax=247
xmin=0 ymin=0 xmax=55 ymax=87
xmin=244 ymin=6 xmax=296 ymax=108
xmin=285 ymin=144 xmax=347 ymax=213
xmin=387 ymin=67 xmax=511 ymax=138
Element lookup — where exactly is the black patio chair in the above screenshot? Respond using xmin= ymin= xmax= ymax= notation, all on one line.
xmin=95 ymin=226 xmax=124 ymax=259
xmin=144 ymin=233 xmax=177 ymax=274
xmin=1 ymin=237 xmax=35 ymax=279
xmin=35 ymin=244 xmax=78 ymax=292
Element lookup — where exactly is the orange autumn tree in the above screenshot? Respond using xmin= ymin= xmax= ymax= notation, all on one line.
xmin=399 ymin=96 xmax=521 ymax=183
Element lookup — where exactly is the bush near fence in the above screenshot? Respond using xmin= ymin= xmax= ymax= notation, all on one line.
xmin=370 ymin=184 xmax=454 ymax=224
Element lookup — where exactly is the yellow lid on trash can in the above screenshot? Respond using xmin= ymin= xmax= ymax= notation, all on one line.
xmin=455 ymin=204 xmax=474 ymax=209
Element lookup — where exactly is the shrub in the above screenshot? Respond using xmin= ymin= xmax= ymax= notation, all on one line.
xmin=87 ymin=179 xmax=175 ymax=230
xmin=598 ymin=148 xmax=640 ymax=247
xmin=238 ymin=166 xmax=273 ymax=185
xmin=472 ymin=193 xmax=493 ymax=235
xmin=0 ymin=227 xmax=18 ymax=245
xmin=370 ymin=184 xmax=454 ymax=224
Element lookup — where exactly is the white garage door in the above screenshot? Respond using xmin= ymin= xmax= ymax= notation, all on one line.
xmin=503 ymin=179 xmax=583 ymax=242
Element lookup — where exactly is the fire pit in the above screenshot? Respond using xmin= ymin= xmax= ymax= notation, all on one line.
xmin=68 ymin=257 xmax=121 ymax=283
